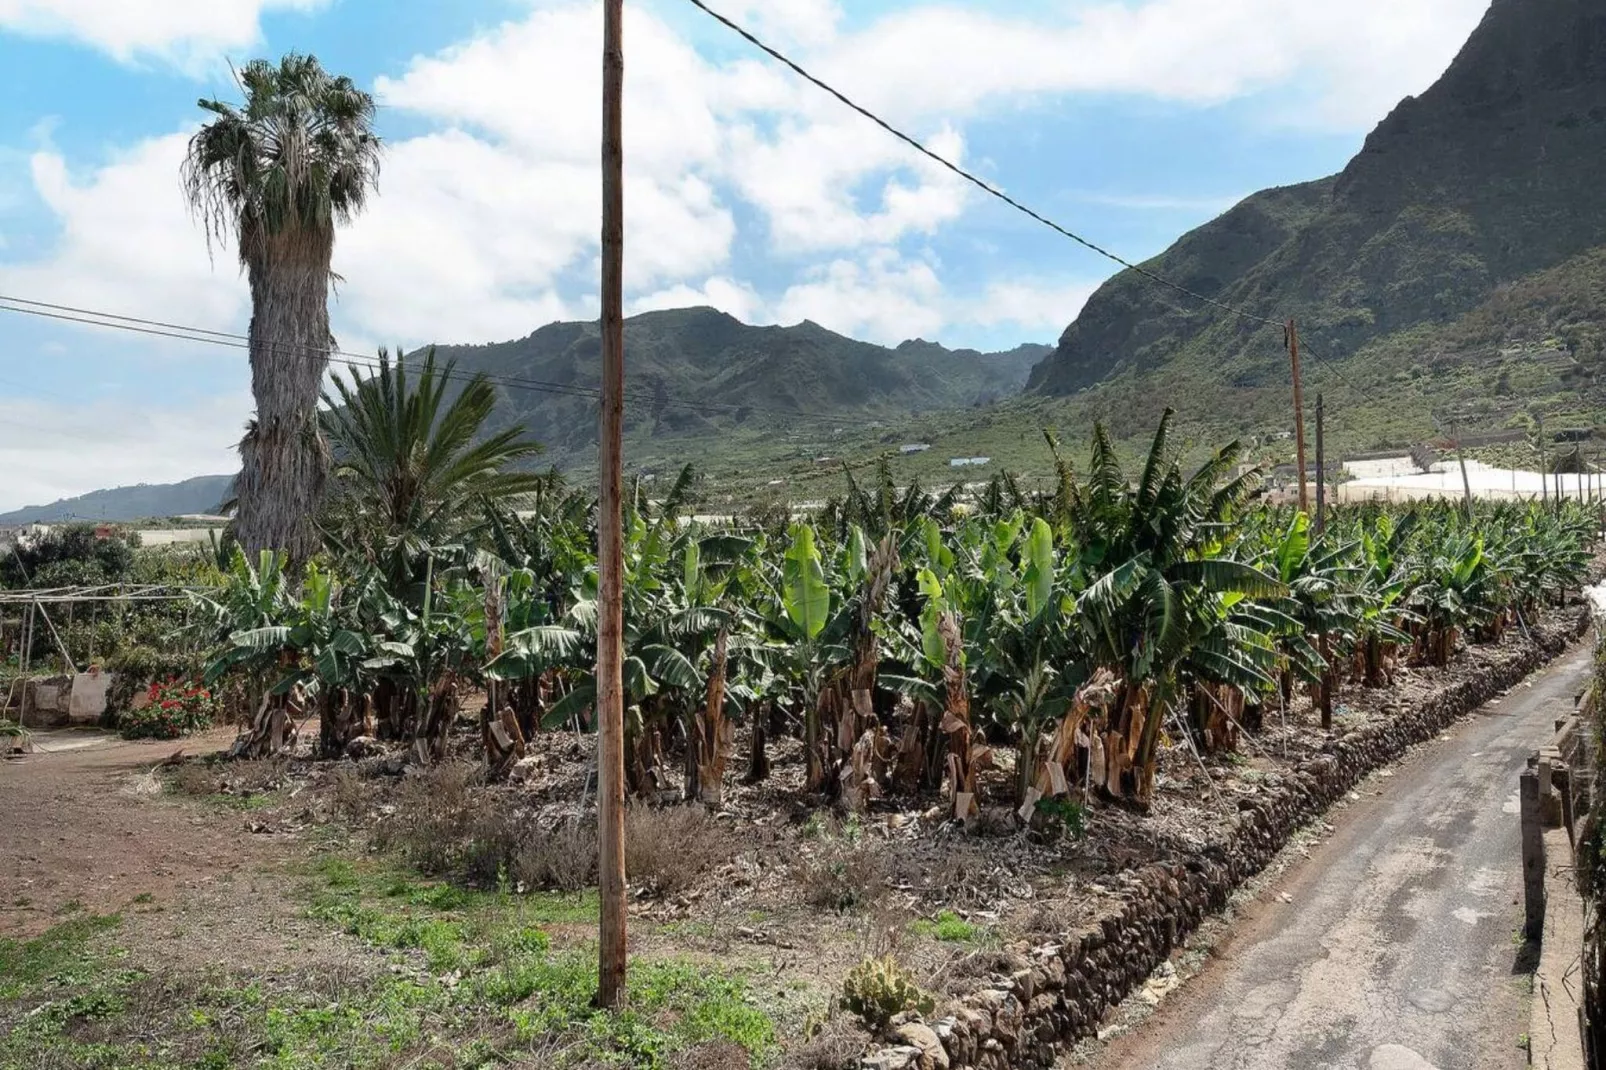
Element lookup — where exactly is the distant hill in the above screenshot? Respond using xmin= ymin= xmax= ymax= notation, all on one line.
xmin=428 ymin=307 xmax=1050 ymax=462
xmin=0 ymin=475 xmax=234 ymax=525
xmin=1025 ymin=0 xmax=1606 ymax=450
xmin=27 ymin=312 xmax=1053 ymax=515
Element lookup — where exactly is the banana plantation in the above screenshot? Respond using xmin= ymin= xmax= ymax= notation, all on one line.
xmin=191 ymin=353 xmax=1599 ymax=824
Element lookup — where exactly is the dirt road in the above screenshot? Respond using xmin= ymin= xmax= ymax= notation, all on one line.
xmin=1095 ymin=643 xmax=1591 ymax=1070
xmin=0 ymin=727 xmax=286 ymax=939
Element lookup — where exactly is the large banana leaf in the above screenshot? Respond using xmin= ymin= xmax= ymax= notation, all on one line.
xmin=782 ymin=524 xmax=830 ymax=641
xmin=1022 ymin=517 xmax=1055 ymax=620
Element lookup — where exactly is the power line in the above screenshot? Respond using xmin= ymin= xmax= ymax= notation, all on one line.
xmin=682 ymin=0 xmax=1286 ymax=331
xmin=0 ymin=295 xmax=662 ymax=410
xmin=0 ymin=294 xmax=858 ymax=427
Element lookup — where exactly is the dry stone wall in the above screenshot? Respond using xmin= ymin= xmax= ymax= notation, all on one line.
xmin=861 ymin=608 xmax=1590 ymax=1070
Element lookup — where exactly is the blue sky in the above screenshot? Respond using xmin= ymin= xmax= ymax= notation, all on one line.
xmin=0 ymin=0 xmax=1492 ymax=509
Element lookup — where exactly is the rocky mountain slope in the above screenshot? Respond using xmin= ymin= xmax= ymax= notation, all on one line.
xmin=431 ymin=306 xmax=1050 ymax=458
xmin=1027 ymin=0 xmax=1606 ymax=444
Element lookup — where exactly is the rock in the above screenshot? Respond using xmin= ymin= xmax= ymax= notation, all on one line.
xmin=893 ymin=1022 xmax=949 ymax=1070
xmin=345 ymin=736 xmax=383 ymax=760
xmin=860 ymin=1045 xmax=922 ymax=1070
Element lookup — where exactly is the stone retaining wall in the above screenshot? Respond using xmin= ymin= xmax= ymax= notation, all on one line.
xmin=862 ymin=609 xmax=1590 ymax=1070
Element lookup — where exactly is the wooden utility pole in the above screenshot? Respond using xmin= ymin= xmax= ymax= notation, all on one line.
xmin=1285 ymin=320 xmax=1310 ymax=513
xmin=1451 ymin=422 xmax=1474 ymax=518
xmin=596 ymin=0 xmax=628 ymax=1011
xmin=1314 ymin=393 xmax=1326 ymax=533
xmin=1537 ymin=414 xmax=1548 ymax=506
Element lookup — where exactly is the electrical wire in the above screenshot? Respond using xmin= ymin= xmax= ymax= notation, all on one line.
xmin=682 ymin=0 xmax=1287 ymax=331
xmin=0 ymin=295 xmax=711 ymax=412
xmin=0 ymin=294 xmax=862 ymax=426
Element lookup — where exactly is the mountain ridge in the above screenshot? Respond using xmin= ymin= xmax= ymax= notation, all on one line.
xmin=1027 ymin=0 xmax=1606 ymax=418
xmin=430 ymin=305 xmax=1051 ymax=461
xmin=0 ymin=475 xmax=234 ymax=525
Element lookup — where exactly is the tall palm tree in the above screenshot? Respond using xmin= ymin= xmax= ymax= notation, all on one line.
xmin=183 ymin=53 xmax=382 ymax=563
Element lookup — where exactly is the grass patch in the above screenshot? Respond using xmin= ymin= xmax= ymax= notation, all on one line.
xmin=0 ymin=850 xmax=776 ymax=1069
xmin=0 ymin=914 xmax=123 ymax=1002
xmin=908 ymin=910 xmax=983 ymax=944
xmin=295 ymin=852 xmax=775 ymax=1067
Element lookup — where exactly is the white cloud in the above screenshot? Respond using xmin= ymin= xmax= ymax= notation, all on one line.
xmin=716 ymin=0 xmax=843 ymax=48
xmin=776 ymin=249 xmax=945 ymax=344
xmin=0 ymin=393 xmax=246 ymax=513
xmin=967 ymin=279 xmax=1098 ymax=334
xmin=0 ymin=0 xmax=325 ymax=70
xmin=817 ymin=0 xmax=1489 ymax=130
xmin=629 ymin=277 xmax=763 ymax=322
xmin=0 ymin=133 xmax=245 ymax=333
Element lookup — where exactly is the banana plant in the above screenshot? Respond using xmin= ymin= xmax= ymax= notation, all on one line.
xmin=1067 ymin=412 xmax=1282 ymax=802
xmin=1261 ymin=511 xmax=1363 ymax=728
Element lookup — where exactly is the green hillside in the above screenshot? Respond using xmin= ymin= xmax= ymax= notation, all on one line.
xmin=427 ymin=306 xmax=1050 ymax=464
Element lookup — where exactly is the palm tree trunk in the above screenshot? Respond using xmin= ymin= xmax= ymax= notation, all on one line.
xmin=235 ymin=237 xmax=333 ymax=564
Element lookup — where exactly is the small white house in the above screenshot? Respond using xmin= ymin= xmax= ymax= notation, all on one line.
xmin=900 ymin=443 xmax=932 ymax=455
xmin=949 ymin=456 xmax=991 ymax=468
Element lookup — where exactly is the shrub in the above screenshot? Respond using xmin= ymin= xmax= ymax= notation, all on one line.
xmin=783 ymin=1013 xmax=872 ymax=1070
xmin=624 ymin=807 xmax=733 ymax=899
xmin=372 ymin=762 xmax=483 ymax=875
xmin=839 ymin=956 xmax=933 ymax=1030
xmin=105 ymin=646 xmax=204 ymax=715
xmin=514 ymin=821 xmax=598 ymax=893
xmin=118 ymin=678 xmax=217 ymax=740
xmin=909 ymin=910 xmax=980 ymax=943
xmin=796 ymin=833 xmax=886 ymax=912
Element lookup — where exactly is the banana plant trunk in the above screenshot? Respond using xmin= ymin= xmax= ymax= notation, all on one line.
xmin=1317 ymin=632 xmax=1334 ymax=730
xmin=231 ymin=689 xmax=298 ymax=760
xmin=318 ymin=687 xmax=363 ymax=757
xmin=686 ymin=628 xmax=731 ymax=806
xmin=230 ymin=654 xmax=301 ymax=759
xmin=743 ymin=699 xmax=772 ymax=784
xmin=413 ymin=674 xmax=459 ymax=764
xmin=804 ymin=689 xmax=825 ymax=792
xmin=938 ymin=613 xmax=979 ymax=819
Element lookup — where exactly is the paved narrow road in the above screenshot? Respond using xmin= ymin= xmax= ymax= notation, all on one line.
xmin=1095 ymin=643 xmax=1591 ymax=1070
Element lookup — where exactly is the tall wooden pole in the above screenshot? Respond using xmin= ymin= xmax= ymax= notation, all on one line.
xmin=1285 ymin=320 xmax=1310 ymax=513
xmin=596 ymin=0 xmax=628 ymax=1011
xmin=1314 ymin=393 xmax=1326 ymax=533
xmin=1452 ymin=422 xmax=1474 ymax=518
xmin=1537 ymin=414 xmax=1548 ymax=506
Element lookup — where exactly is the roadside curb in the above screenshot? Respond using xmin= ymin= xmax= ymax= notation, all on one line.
xmin=860 ymin=607 xmax=1590 ymax=1070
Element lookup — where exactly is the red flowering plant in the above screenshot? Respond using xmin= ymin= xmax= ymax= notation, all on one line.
xmin=119 ymin=676 xmax=219 ymax=740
